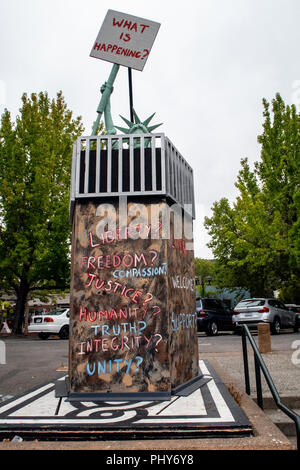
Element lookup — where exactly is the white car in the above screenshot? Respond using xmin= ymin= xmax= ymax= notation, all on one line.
xmin=28 ymin=308 xmax=70 ymax=339
xmin=233 ymin=298 xmax=298 ymax=334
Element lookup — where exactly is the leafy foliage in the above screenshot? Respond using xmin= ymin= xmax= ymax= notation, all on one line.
xmin=204 ymin=94 xmax=300 ymax=300
xmin=194 ymin=258 xmax=215 ymax=281
xmin=194 ymin=258 xmax=215 ymax=295
xmin=0 ymin=91 xmax=84 ymax=333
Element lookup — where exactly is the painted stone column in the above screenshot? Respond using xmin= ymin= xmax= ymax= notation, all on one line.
xmin=68 ymin=197 xmax=198 ymax=400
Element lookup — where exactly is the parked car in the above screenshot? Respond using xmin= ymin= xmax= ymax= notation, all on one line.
xmin=28 ymin=308 xmax=70 ymax=339
xmin=285 ymin=304 xmax=300 ymax=313
xmin=233 ymin=298 xmax=298 ymax=334
xmin=196 ymin=297 xmax=235 ymax=336
xmin=285 ymin=304 xmax=300 ymax=332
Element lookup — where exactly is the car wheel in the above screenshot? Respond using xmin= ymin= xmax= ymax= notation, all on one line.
xmin=38 ymin=332 xmax=50 ymax=340
xmin=59 ymin=325 xmax=69 ymax=340
xmin=271 ymin=318 xmax=281 ymax=335
xmin=206 ymin=321 xmax=218 ymax=336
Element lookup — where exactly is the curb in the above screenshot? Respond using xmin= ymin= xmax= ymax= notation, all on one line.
xmin=253 ymin=396 xmax=300 ymax=410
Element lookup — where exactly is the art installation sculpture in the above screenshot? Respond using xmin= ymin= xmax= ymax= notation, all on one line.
xmin=64 ymin=9 xmax=199 ymax=401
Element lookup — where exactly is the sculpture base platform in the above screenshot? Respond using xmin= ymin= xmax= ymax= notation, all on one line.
xmin=56 ymin=374 xmax=208 ymax=403
xmin=0 ymin=361 xmax=252 ymax=441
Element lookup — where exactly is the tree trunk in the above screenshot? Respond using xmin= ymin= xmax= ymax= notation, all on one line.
xmin=12 ymin=279 xmax=30 ymax=335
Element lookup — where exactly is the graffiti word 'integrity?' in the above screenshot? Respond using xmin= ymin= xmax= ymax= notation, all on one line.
xmin=77 ymin=334 xmax=160 ymax=354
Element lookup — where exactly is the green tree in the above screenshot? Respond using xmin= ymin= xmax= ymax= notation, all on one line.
xmin=0 ymin=91 xmax=84 ymax=334
xmin=194 ymin=258 xmax=215 ymax=295
xmin=204 ymin=94 xmax=300 ymax=297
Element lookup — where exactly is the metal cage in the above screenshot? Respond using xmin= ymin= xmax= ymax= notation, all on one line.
xmin=70 ymin=133 xmax=195 ymax=222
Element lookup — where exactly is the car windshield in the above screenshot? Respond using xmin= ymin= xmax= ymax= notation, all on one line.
xmin=236 ymin=299 xmax=265 ymax=308
xmin=201 ymin=299 xmax=216 ymax=309
xmin=45 ymin=309 xmax=67 ymax=316
xmin=202 ymin=299 xmax=223 ymax=309
xmin=287 ymin=306 xmax=300 ymax=312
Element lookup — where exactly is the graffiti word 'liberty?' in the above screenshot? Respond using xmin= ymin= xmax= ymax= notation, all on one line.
xmin=89 ymin=223 xmax=160 ymax=247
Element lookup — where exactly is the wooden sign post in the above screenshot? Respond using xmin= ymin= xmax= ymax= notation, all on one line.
xmin=90 ymin=10 xmax=161 ymax=72
xmin=90 ymin=10 xmax=161 ymax=136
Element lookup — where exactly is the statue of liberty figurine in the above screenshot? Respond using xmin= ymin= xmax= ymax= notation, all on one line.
xmin=92 ymin=64 xmax=162 ymax=148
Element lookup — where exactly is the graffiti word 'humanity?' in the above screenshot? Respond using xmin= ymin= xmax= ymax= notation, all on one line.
xmin=79 ymin=306 xmax=143 ymax=321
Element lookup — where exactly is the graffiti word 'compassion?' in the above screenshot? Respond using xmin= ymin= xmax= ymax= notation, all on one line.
xmin=113 ymin=263 xmax=167 ymax=279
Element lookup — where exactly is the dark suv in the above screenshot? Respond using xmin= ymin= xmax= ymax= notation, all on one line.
xmin=196 ymin=297 xmax=234 ymax=336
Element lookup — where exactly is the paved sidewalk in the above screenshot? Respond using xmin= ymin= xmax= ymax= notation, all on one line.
xmin=200 ymin=347 xmax=300 ymax=399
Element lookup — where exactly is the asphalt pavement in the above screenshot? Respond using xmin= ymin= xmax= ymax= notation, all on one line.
xmin=0 ymin=335 xmax=68 ymax=398
xmin=1 ymin=330 xmax=299 ymax=407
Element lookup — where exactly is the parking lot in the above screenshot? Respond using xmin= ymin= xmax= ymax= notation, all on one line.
xmin=0 ymin=336 xmax=69 ymax=398
xmin=197 ymin=329 xmax=299 ymax=353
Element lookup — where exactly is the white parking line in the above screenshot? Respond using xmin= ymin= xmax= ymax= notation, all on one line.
xmin=0 ymin=383 xmax=54 ymax=413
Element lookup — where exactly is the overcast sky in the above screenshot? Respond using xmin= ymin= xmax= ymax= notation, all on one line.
xmin=1 ymin=0 xmax=300 ymax=258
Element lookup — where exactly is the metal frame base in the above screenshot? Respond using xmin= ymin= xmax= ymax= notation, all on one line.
xmin=55 ymin=374 xmax=208 ymax=403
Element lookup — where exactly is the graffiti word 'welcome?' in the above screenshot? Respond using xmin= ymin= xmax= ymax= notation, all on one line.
xmin=171 ymin=275 xmax=195 ymax=291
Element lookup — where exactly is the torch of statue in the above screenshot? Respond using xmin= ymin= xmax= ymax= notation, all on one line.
xmin=92 ymin=63 xmax=119 ymax=136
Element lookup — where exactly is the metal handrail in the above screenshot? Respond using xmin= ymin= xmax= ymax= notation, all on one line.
xmin=241 ymin=324 xmax=300 ymax=451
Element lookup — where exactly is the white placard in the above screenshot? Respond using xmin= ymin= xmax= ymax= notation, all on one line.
xmin=90 ymin=10 xmax=161 ymax=71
